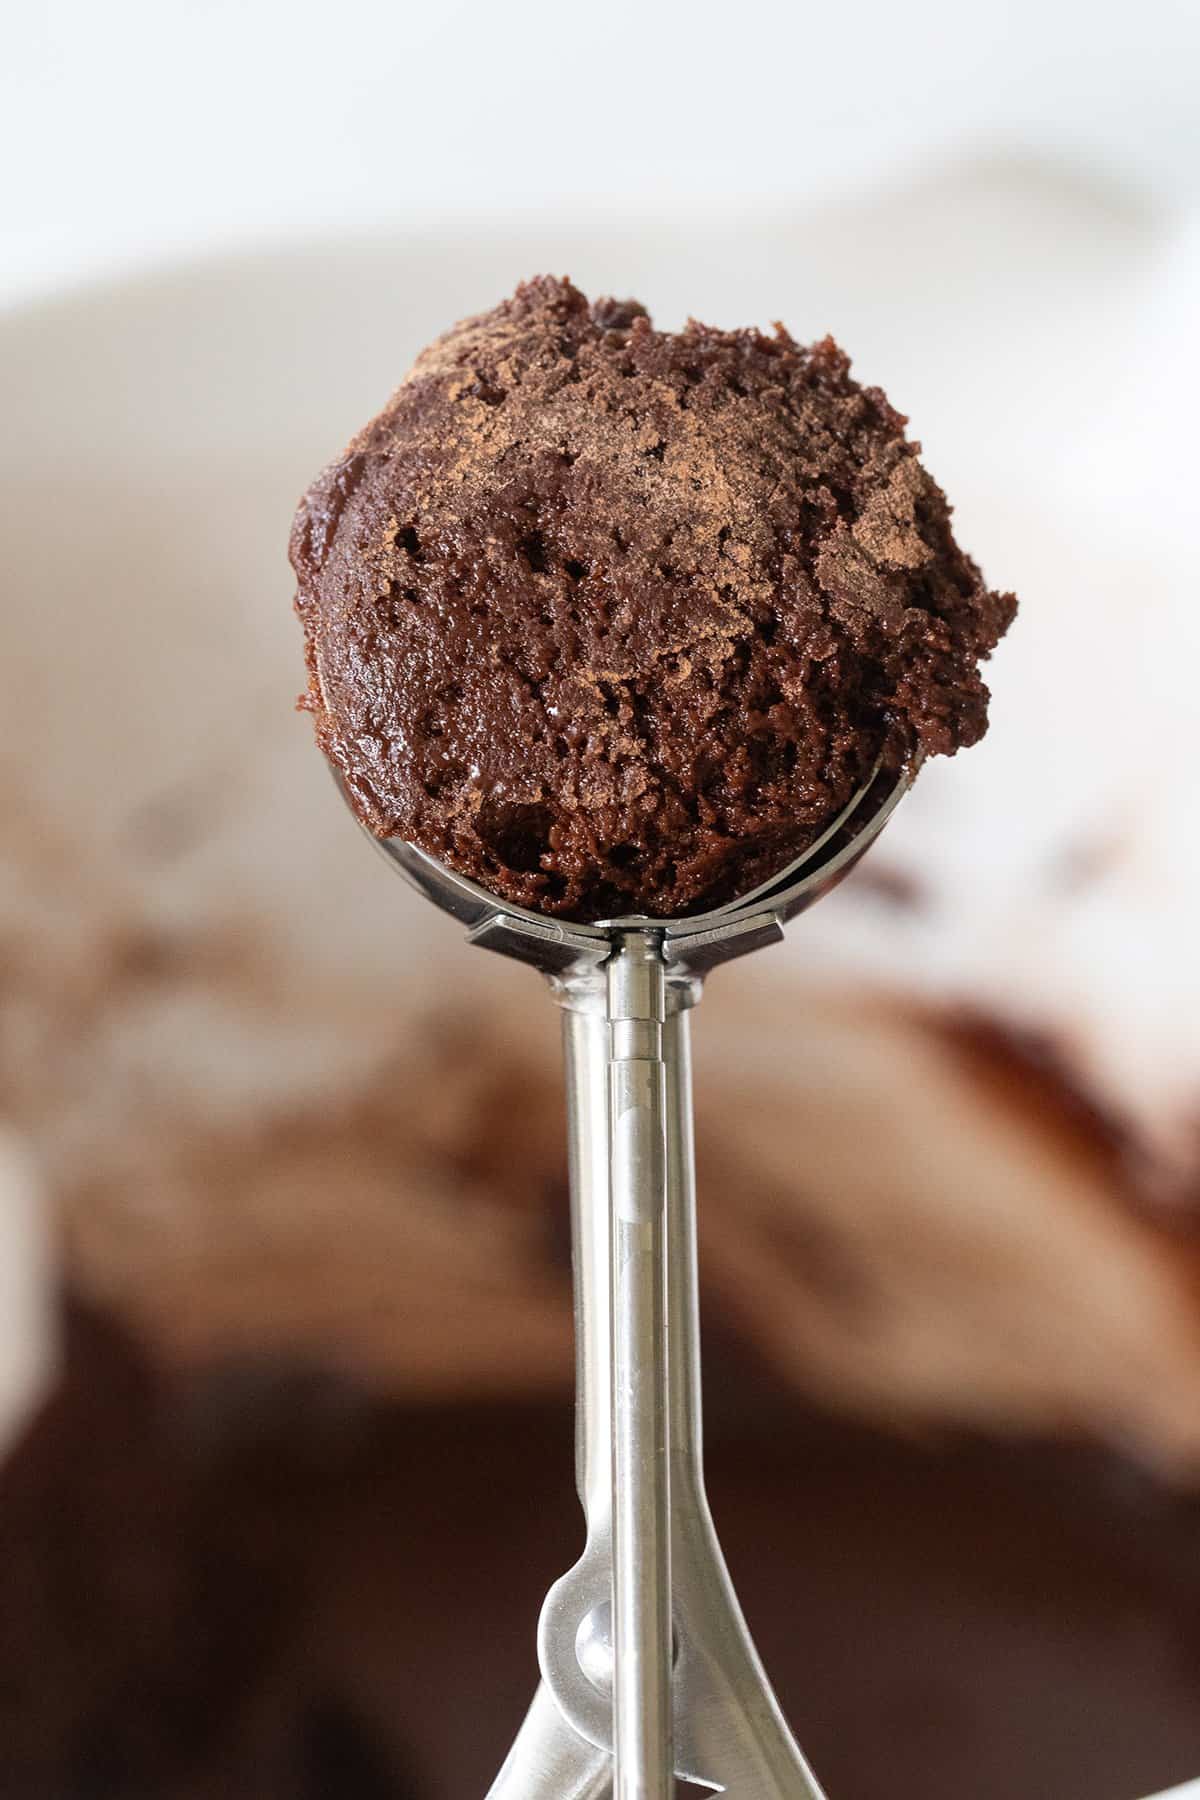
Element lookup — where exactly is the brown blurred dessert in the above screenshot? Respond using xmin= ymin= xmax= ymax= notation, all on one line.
xmin=7 ymin=243 xmax=1200 ymax=1800
xmin=1 ymin=1296 xmax=1199 ymax=1800
xmin=291 ymin=277 xmax=1014 ymax=918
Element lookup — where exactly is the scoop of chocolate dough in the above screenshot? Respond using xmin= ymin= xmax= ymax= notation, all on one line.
xmin=291 ymin=277 xmax=1015 ymax=920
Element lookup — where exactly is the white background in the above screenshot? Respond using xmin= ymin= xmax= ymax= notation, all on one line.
xmin=3 ymin=0 xmax=1199 ymax=305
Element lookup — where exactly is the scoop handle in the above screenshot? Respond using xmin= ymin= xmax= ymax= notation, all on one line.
xmin=605 ymin=933 xmax=675 ymax=1800
xmin=523 ymin=947 xmax=826 ymax=1799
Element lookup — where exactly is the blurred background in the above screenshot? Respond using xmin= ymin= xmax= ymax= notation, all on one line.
xmin=3 ymin=2 xmax=1200 ymax=1795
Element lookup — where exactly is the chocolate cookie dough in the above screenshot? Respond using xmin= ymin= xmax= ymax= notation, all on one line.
xmin=292 ymin=277 xmax=1014 ymax=919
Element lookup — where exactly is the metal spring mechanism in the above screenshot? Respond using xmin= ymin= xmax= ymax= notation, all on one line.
xmin=343 ymin=756 xmax=915 ymax=1798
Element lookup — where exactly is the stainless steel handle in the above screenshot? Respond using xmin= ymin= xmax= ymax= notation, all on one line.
xmin=486 ymin=1684 xmax=612 ymax=1800
xmin=606 ymin=934 xmax=674 ymax=1800
xmin=518 ymin=954 xmax=826 ymax=1800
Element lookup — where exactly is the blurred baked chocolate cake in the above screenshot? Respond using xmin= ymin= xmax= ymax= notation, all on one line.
xmin=4 ymin=242 xmax=1200 ymax=1800
xmin=0 ymin=1296 xmax=1198 ymax=1800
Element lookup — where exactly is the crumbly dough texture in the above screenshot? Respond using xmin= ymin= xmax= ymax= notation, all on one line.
xmin=292 ymin=277 xmax=1015 ymax=919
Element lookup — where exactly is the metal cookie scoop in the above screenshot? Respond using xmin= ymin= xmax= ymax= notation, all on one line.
xmin=343 ymin=756 xmax=914 ymax=1799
